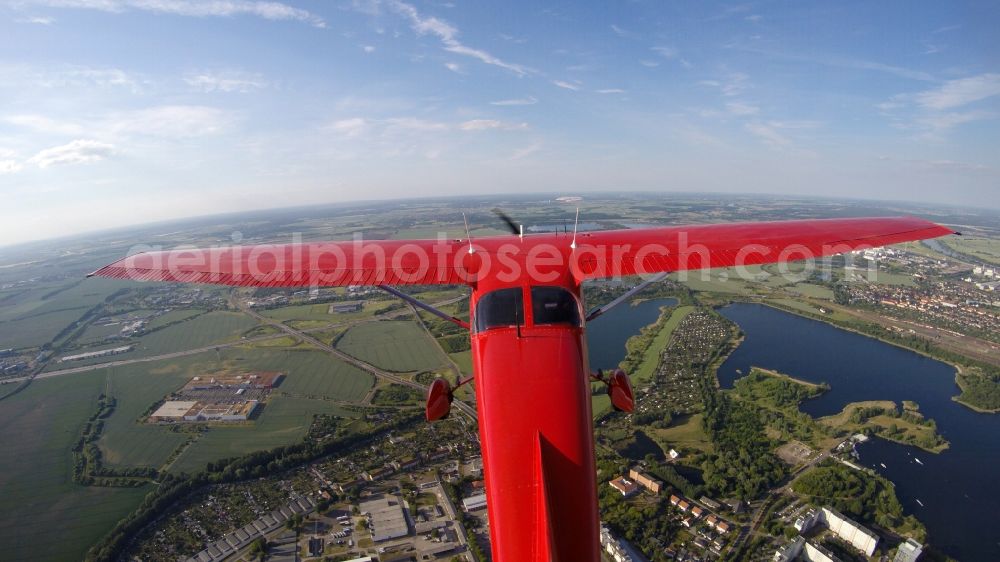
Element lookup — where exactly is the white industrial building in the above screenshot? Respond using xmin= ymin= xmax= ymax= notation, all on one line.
xmin=360 ymin=495 xmax=410 ymax=543
xmin=462 ymin=492 xmax=487 ymax=511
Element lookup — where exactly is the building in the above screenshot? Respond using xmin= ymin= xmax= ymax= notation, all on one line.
xmin=60 ymin=345 xmax=132 ymax=362
xmin=669 ymin=448 xmax=681 ymax=459
xmin=609 ymin=477 xmax=640 ymax=497
xmin=669 ymin=495 xmax=681 ymax=506
xmin=150 ymin=401 xmax=199 ymax=421
xmin=331 ymin=301 xmax=364 ymax=313
xmin=360 ymin=495 xmax=410 ymax=542
xmin=690 ymin=506 xmax=704 ymax=519
xmin=793 ymin=507 xmax=878 ymax=557
xmin=677 ymin=500 xmax=690 ymax=512
xmin=462 ymin=493 xmax=487 ymax=512
xmin=599 ymin=525 xmax=639 ymax=562
xmin=893 ymin=538 xmax=924 ymax=562
xmin=628 ymin=469 xmax=663 ymax=494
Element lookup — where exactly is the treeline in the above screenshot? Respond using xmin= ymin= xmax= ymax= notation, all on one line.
xmin=85 ymin=411 xmax=422 ymax=562
xmin=957 ymin=368 xmax=1000 ymax=411
xmin=700 ymin=377 xmax=786 ymax=500
xmin=792 ymin=460 xmax=925 ymax=540
xmin=72 ymin=394 xmax=156 ymax=487
xmin=440 ymin=480 xmax=486 ymax=561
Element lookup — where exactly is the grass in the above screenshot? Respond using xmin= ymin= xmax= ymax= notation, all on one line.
xmin=788 ymin=283 xmax=835 ymax=300
xmin=652 ymin=413 xmax=712 ymax=454
xmin=0 ymin=371 xmax=151 ymax=562
xmin=941 ymin=236 xmax=1000 ymax=265
xmin=145 ymin=308 xmax=205 ymax=329
xmin=98 ymin=364 xmax=192 ymax=468
xmin=46 ymin=311 xmax=260 ymax=369
xmin=167 ymin=397 xmax=359 ymax=474
xmin=336 ymin=320 xmax=447 ymax=372
xmin=449 ymin=350 xmax=473 ymax=375
xmin=632 ymin=306 xmax=695 ymax=385
xmin=260 ymin=300 xmax=392 ymax=323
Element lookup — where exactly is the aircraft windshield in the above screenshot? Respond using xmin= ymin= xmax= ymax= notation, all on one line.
xmin=474 ymin=288 xmax=524 ymax=332
xmin=531 ymin=286 xmax=581 ymax=327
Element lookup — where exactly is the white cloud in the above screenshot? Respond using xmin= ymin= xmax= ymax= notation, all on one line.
xmin=745 ymin=122 xmax=790 ymax=148
xmin=639 ymin=60 xmax=660 ymax=68
xmin=109 ymin=105 xmax=233 ymax=137
xmin=16 ymin=15 xmax=55 ymax=24
xmin=444 ymin=62 xmax=461 ymax=73
xmin=725 ymin=101 xmax=759 ymax=116
xmin=383 ymin=117 xmax=448 ymax=132
xmin=917 ymin=110 xmax=997 ymax=132
xmin=914 ymin=74 xmax=1000 ymax=110
xmin=27 ymin=139 xmax=114 ymax=168
xmin=552 ymin=80 xmax=580 ymax=91
xmin=610 ymin=24 xmax=630 ymax=37
xmin=490 ymin=96 xmax=537 ymax=106
xmin=184 ymin=70 xmax=267 ymax=93
xmin=25 ymin=0 xmax=326 ymax=27
xmin=0 ymin=160 xmax=23 ymax=174
xmin=597 ymin=89 xmax=626 ymax=94
xmin=387 ymin=0 xmax=527 ymax=75
xmin=510 ymin=142 xmax=541 ymax=160
xmin=701 ymin=73 xmax=749 ymax=97
xmin=459 ymin=119 xmax=527 ymax=131
xmin=363 ymin=45 xmax=376 ymax=53
xmin=651 ymin=46 xmax=678 ymax=59
xmin=5 ymin=114 xmax=85 ymax=135
xmin=329 ymin=118 xmax=369 ymax=138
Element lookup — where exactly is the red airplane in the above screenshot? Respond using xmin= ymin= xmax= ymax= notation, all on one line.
xmin=91 ymin=214 xmax=953 ymax=562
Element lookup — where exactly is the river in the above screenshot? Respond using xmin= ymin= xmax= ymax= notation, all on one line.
xmin=717 ymin=303 xmax=1000 ymax=561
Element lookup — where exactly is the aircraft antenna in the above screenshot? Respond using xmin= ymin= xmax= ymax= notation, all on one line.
xmin=570 ymin=207 xmax=580 ymax=250
xmin=519 ymin=223 xmax=523 ymax=241
xmin=463 ymin=213 xmax=474 ymax=254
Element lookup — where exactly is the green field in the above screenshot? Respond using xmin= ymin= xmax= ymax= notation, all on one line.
xmin=449 ymin=350 xmax=473 ymax=375
xmin=256 ymin=348 xmax=373 ymax=401
xmin=0 ymin=277 xmax=138 ymax=350
xmin=788 ymin=283 xmax=835 ymax=300
xmin=167 ymin=397 xmax=359 ymax=474
xmin=0 ymin=372 xmax=151 ymax=562
xmin=97 ymin=363 xmax=193 ymax=468
xmin=145 ymin=308 xmax=206 ymax=329
xmin=47 ymin=311 xmax=260 ymax=369
xmin=336 ymin=320 xmax=447 ymax=372
xmin=260 ymin=300 xmax=392 ymax=323
xmin=942 ymin=236 xmax=1000 ymax=265
xmin=633 ymin=306 xmax=695 ymax=384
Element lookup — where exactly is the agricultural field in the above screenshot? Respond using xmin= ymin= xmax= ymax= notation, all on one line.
xmin=260 ymin=349 xmax=373 ymax=402
xmin=0 ymin=371 xmax=151 ymax=562
xmin=0 ymin=277 xmax=138 ymax=350
xmin=167 ymin=397 xmax=360 ymax=474
xmin=336 ymin=320 xmax=447 ymax=372
xmin=787 ymin=283 xmax=835 ymax=300
xmin=941 ymin=236 xmax=1000 ymax=265
xmin=46 ymin=311 xmax=260 ymax=369
xmin=97 ymin=363 xmax=193 ymax=468
xmin=145 ymin=308 xmax=205 ymax=329
xmin=259 ymin=300 xmax=393 ymax=324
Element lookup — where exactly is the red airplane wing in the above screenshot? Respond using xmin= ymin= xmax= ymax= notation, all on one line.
xmin=569 ymin=215 xmax=954 ymax=280
xmin=90 ymin=216 xmax=953 ymax=287
xmin=90 ymin=238 xmax=473 ymax=286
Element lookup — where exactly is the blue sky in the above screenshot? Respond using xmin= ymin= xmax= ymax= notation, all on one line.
xmin=1 ymin=0 xmax=998 ymax=245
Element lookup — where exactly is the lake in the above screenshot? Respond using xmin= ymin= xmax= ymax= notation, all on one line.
xmin=585 ymin=297 xmax=677 ymax=372
xmin=717 ymin=303 xmax=1000 ymax=562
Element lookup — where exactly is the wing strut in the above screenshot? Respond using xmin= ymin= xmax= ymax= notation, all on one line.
xmin=378 ymin=285 xmax=470 ymax=329
xmin=585 ymin=272 xmax=669 ymax=322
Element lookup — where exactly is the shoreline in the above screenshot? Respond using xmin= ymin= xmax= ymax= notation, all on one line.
xmin=746 ymin=298 xmax=997 ymax=416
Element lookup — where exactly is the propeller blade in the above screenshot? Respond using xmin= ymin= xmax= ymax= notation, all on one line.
xmin=492 ymin=208 xmax=520 ymax=236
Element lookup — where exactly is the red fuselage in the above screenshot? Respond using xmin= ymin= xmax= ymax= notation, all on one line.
xmin=469 ymin=277 xmax=601 ymax=562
